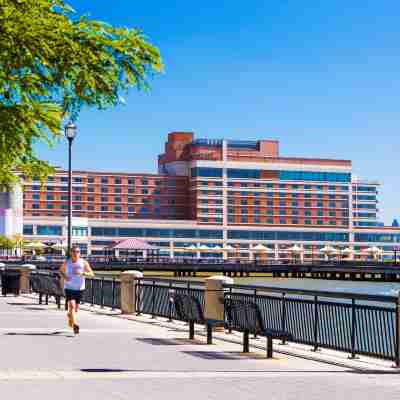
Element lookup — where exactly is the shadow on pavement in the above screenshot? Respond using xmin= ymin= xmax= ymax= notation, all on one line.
xmin=4 ymin=331 xmax=69 ymax=337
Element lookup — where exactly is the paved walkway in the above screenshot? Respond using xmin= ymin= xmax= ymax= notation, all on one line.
xmin=0 ymin=295 xmax=399 ymax=399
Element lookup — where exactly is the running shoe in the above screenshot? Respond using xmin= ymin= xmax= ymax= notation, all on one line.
xmin=73 ymin=324 xmax=80 ymax=335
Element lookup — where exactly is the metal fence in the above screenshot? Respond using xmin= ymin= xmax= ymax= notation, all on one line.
xmin=135 ymin=278 xmax=205 ymax=320
xmin=82 ymin=277 xmax=121 ymax=309
xmin=224 ymin=284 xmax=399 ymax=365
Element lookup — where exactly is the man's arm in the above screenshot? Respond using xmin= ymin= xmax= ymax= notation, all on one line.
xmin=84 ymin=261 xmax=95 ymax=277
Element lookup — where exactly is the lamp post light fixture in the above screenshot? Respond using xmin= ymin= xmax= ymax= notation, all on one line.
xmin=64 ymin=122 xmax=77 ymax=257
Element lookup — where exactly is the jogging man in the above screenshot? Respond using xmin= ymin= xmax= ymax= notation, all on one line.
xmin=59 ymin=246 xmax=94 ymax=334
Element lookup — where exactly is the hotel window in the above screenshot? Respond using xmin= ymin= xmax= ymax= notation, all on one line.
xmin=292 ymin=209 xmax=299 ymax=216
xmin=241 ymin=209 xmax=248 ymax=214
xmin=73 ymin=187 xmax=83 ymax=192
xmin=127 ymin=197 xmax=134 ymax=203
xmin=292 ymin=193 xmax=298 ymax=198
xmin=228 ymin=198 xmax=235 ymax=204
xmin=279 ymin=201 xmax=285 ymax=207
xmin=37 ymin=225 xmax=62 ymax=235
xmin=267 ymin=210 xmax=273 ymax=215
xmin=254 ymin=192 xmax=261 ymax=197
xmin=32 ymin=194 xmax=40 ymax=200
xmin=267 ymin=192 xmax=273 ymax=197
xmin=254 ymin=183 xmax=261 ymax=188
xmin=305 ymin=220 xmax=312 ymax=225
xmin=241 ymin=200 xmax=248 ymax=205
xmin=88 ymin=187 xmax=94 ymax=193
xmin=341 ymin=186 xmax=349 ymax=191
xmin=88 ymin=177 xmax=94 ymax=184
xmin=101 ymin=196 xmax=108 ymax=202
xmin=240 ymin=191 xmax=247 ymax=196
xmin=305 ymin=210 xmax=312 ymax=216
xmin=141 ymin=179 xmax=148 ymax=185
xmin=101 ymin=187 xmax=108 ymax=193
xmin=127 ymin=188 xmax=135 ymax=194
xmin=279 ymin=209 xmax=286 ymax=215
xmin=128 ymin=206 xmax=134 ymax=213
xmin=304 ymin=201 xmax=311 ymax=207
xmin=329 ymin=211 xmax=336 ymax=217
xmin=341 ymin=220 xmax=348 ymax=225
xmin=73 ymin=177 xmax=82 ymax=183
xmin=32 ymin=204 xmax=39 ymax=209
xmin=60 ymin=177 xmax=68 ymax=183
xmin=254 ymin=209 xmax=261 ymax=214
xmin=317 ymin=201 xmax=323 ymax=207
xmin=329 ymin=194 xmax=336 ymax=200
xmin=254 ymin=217 xmax=261 ymax=223
xmin=46 ymin=186 xmax=54 ymax=191
xmin=87 ymin=196 xmax=94 ymax=202
xmin=328 ymin=201 xmax=335 ymax=208
xmin=142 ymin=189 xmax=148 ymax=195
xmin=329 ymin=220 xmax=336 ymax=225
xmin=279 ymin=219 xmax=286 ymax=224
xmin=73 ymin=204 xmax=82 ymax=210
xmin=305 ymin=193 xmax=311 ymax=199
xmin=101 ymin=177 xmax=108 ymax=184
xmin=114 ymin=187 xmax=122 ymax=194
xmin=266 ymin=183 xmax=273 ymax=188
xmin=292 ymin=219 xmax=299 ymax=224
xmin=46 ymin=204 xmax=54 ymax=209
xmin=291 ymin=201 xmax=298 ymax=207
xmin=31 ymin=185 xmax=40 ymax=191
xmin=87 ymin=205 xmax=94 ymax=211
xmin=317 ymin=210 xmax=323 ymax=216
xmin=47 ymin=176 xmax=54 ymax=182
xmin=279 ymin=184 xmax=286 ymax=189
xmin=114 ymin=197 xmax=121 ymax=203
xmin=254 ymin=200 xmax=260 ymax=205
xmin=267 ymin=201 xmax=273 ymax=207
xmin=114 ymin=206 xmax=122 ymax=212
xmin=304 ymin=184 xmax=311 ymax=190
xmin=317 ymin=220 xmax=323 ymax=225
xmin=61 ymin=204 xmax=68 ymax=210
xmin=240 ymin=217 xmax=248 ymax=223
xmin=101 ymin=206 xmax=108 ymax=212
xmin=115 ymin=177 xmax=121 ymax=184
xmin=240 ymin=183 xmax=248 ymax=188
xmin=292 ymin=184 xmax=299 ymax=189
xmin=341 ymin=202 xmax=349 ymax=208
xmin=74 ymin=195 xmax=82 ymax=201
xmin=267 ymin=218 xmax=273 ymax=224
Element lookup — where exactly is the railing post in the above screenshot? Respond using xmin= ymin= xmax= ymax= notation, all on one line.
xmin=100 ymin=277 xmax=105 ymax=308
xmin=395 ymin=293 xmax=400 ymax=367
xmin=348 ymin=298 xmax=358 ymax=359
xmin=168 ymin=281 xmax=173 ymax=322
xmin=253 ymin=288 xmax=258 ymax=338
xmin=228 ymin=286 xmax=233 ymax=334
xmin=91 ymin=278 xmax=95 ymax=306
xmin=281 ymin=292 xmax=287 ymax=344
xmin=312 ymin=295 xmax=319 ymax=351
xmin=151 ymin=280 xmax=156 ymax=319
xmin=111 ymin=278 xmax=116 ymax=311
xmin=120 ymin=271 xmax=143 ymax=314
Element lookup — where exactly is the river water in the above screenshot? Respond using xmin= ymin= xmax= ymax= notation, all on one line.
xmin=234 ymin=277 xmax=400 ymax=297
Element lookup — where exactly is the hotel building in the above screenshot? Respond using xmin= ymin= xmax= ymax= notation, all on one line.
xmin=2 ymin=131 xmax=400 ymax=261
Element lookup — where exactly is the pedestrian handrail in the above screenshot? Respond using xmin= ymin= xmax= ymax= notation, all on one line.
xmin=224 ymin=283 xmax=400 ymax=365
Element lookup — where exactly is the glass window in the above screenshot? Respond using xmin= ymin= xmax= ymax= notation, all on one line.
xmin=227 ymin=169 xmax=261 ymax=179
xmin=74 ymin=196 xmax=82 ymax=201
xmin=73 ymin=204 xmax=82 ymax=210
xmin=23 ymin=225 xmax=33 ymax=235
xmin=279 ymin=171 xmax=351 ymax=183
xmin=88 ymin=177 xmax=94 ymax=184
xmin=305 ymin=220 xmax=311 ymax=225
xmin=292 ymin=219 xmax=299 ymax=224
xmin=87 ymin=205 xmax=94 ymax=211
xmin=101 ymin=177 xmax=108 ymax=184
xmin=101 ymin=187 xmax=108 ymax=193
xmin=191 ymin=168 xmax=222 ymax=178
xmin=328 ymin=201 xmax=336 ymax=208
xmin=32 ymin=204 xmax=39 ymax=209
xmin=291 ymin=201 xmax=298 ymax=207
xmin=101 ymin=206 xmax=108 ymax=212
xmin=142 ymin=189 xmax=148 ymax=195
xmin=317 ymin=201 xmax=323 ymax=207
xmin=37 ymin=225 xmax=62 ymax=235
xmin=115 ymin=178 xmax=122 ymax=184
xmin=101 ymin=196 xmax=108 ymax=202
xmin=114 ymin=206 xmax=122 ymax=212
xmin=114 ymin=187 xmax=122 ymax=193
xmin=305 ymin=201 xmax=311 ymax=207
xmin=114 ymin=197 xmax=121 ymax=203
xmin=88 ymin=187 xmax=94 ymax=193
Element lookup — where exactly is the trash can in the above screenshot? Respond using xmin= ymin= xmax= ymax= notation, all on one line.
xmin=1 ymin=268 xmax=21 ymax=296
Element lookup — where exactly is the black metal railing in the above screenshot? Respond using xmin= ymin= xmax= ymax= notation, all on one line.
xmin=224 ymin=283 xmax=400 ymax=365
xmin=135 ymin=278 xmax=205 ymax=320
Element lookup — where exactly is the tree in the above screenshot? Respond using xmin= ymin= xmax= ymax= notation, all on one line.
xmin=0 ymin=0 xmax=163 ymax=188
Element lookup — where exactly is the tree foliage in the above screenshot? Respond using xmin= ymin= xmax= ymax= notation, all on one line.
xmin=0 ymin=0 xmax=163 ymax=188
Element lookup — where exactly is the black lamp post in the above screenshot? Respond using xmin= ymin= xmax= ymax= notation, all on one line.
xmin=64 ymin=122 xmax=77 ymax=257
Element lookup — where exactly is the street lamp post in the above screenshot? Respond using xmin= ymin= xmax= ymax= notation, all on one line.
xmin=64 ymin=122 xmax=77 ymax=257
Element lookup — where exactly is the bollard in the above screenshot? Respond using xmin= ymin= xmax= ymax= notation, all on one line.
xmin=204 ymin=276 xmax=233 ymax=331
xmin=120 ymin=271 xmax=143 ymax=314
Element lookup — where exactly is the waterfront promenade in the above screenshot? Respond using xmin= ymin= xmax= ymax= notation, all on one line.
xmin=0 ymin=295 xmax=399 ymax=399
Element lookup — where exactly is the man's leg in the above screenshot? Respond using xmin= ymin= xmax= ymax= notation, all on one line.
xmin=68 ymin=300 xmax=77 ymax=327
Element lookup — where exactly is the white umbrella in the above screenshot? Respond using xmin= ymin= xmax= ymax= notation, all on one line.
xmin=24 ymin=242 xmax=37 ymax=249
xmin=211 ymin=245 xmax=223 ymax=252
xmin=52 ymin=242 xmax=66 ymax=250
xmin=252 ymin=244 xmax=268 ymax=252
xmin=320 ymin=245 xmax=336 ymax=254
xmin=21 ymin=264 xmax=36 ymax=269
xmin=197 ymin=244 xmax=210 ymax=251
xmin=288 ymin=244 xmax=302 ymax=254
xmin=342 ymin=247 xmax=353 ymax=255
xmin=223 ymin=244 xmax=235 ymax=251
xmin=32 ymin=241 xmax=47 ymax=249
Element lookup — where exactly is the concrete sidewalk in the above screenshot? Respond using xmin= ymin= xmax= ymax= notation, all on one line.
xmin=0 ymin=295 xmax=399 ymax=400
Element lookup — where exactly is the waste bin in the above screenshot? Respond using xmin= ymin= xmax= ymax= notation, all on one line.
xmin=1 ymin=268 xmax=21 ymax=296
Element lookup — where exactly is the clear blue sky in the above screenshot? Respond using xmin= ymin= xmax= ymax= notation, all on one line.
xmin=37 ymin=0 xmax=400 ymax=224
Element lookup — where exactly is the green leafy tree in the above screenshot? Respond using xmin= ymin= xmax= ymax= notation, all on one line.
xmin=0 ymin=0 xmax=163 ymax=188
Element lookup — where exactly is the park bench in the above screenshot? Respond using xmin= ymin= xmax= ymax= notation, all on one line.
xmin=30 ymin=273 xmax=64 ymax=309
xmin=173 ymin=293 xmax=225 ymax=344
xmin=224 ymin=298 xmax=292 ymax=358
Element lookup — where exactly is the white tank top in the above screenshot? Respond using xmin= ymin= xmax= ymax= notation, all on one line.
xmin=64 ymin=258 xmax=86 ymax=291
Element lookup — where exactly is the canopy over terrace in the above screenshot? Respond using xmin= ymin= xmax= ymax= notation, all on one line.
xmin=106 ymin=238 xmax=159 ymax=260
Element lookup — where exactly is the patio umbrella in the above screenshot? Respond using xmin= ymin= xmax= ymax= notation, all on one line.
xmin=252 ymin=244 xmax=268 ymax=252
xmin=52 ymin=242 xmax=66 ymax=250
xmin=223 ymin=244 xmax=235 ymax=251
xmin=342 ymin=247 xmax=353 ymax=255
xmin=320 ymin=245 xmax=336 ymax=255
xmin=288 ymin=244 xmax=302 ymax=254
xmin=197 ymin=244 xmax=210 ymax=252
